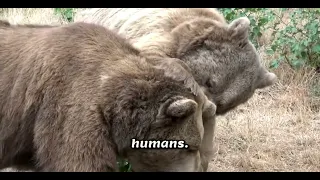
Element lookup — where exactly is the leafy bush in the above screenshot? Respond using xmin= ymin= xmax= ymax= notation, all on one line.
xmin=219 ymin=8 xmax=320 ymax=70
xmin=269 ymin=9 xmax=320 ymax=69
xmin=54 ymin=8 xmax=75 ymax=22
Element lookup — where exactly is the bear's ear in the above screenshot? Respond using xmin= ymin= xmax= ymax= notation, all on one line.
xmin=148 ymin=57 xmax=201 ymax=96
xmin=228 ymin=17 xmax=250 ymax=42
xmin=256 ymin=71 xmax=278 ymax=89
xmin=155 ymin=96 xmax=198 ymax=126
xmin=166 ymin=98 xmax=198 ymax=118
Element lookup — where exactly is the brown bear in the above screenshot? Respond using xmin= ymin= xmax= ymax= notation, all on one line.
xmin=0 ymin=21 xmax=217 ymax=172
xmin=75 ymin=8 xmax=277 ymax=115
xmin=74 ymin=8 xmax=278 ymax=171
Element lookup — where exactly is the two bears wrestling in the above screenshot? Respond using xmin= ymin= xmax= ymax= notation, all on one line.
xmin=0 ymin=8 xmax=276 ymax=172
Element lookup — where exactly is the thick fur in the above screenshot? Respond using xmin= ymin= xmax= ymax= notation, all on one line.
xmin=0 ymin=22 xmax=217 ymax=172
xmin=75 ymin=8 xmax=278 ymax=171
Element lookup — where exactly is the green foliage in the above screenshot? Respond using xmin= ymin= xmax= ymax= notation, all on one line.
xmin=218 ymin=8 xmax=275 ymax=48
xmin=54 ymin=8 xmax=75 ymax=22
xmin=269 ymin=9 xmax=320 ymax=70
xmin=219 ymin=8 xmax=320 ymax=70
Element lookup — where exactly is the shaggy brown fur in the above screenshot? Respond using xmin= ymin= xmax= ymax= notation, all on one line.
xmin=75 ymin=8 xmax=278 ymax=171
xmin=0 ymin=21 xmax=216 ymax=172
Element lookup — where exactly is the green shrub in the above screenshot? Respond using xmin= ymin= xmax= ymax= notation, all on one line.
xmin=54 ymin=8 xmax=75 ymax=22
xmin=219 ymin=8 xmax=320 ymax=70
xmin=268 ymin=9 xmax=320 ymax=70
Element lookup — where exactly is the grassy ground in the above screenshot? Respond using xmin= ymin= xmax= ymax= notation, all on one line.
xmin=0 ymin=8 xmax=319 ymax=172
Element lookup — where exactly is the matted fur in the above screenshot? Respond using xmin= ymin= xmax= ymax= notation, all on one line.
xmin=0 ymin=21 xmax=216 ymax=172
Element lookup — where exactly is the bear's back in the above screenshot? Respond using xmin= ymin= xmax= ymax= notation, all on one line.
xmin=75 ymin=8 xmax=226 ymax=42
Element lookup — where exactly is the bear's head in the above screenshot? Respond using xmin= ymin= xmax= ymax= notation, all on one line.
xmin=171 ymin=17 xmax=277 ymax=115
xmin=102 ymin=58 xmax=216 ymax=172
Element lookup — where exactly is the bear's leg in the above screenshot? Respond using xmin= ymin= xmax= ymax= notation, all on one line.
xmin=200 ymin=100 xmax=217 ymax=172
xmin=200 ymin=116 xmax=216 ymax=172
xmin=32 ymin=103 xmax=117 ymax=172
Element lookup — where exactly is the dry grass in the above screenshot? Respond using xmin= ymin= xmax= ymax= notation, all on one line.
xmin=0 ymin=8 xmax=67 ymax=25
xmin=0 ymin=8 xmax=319 ymax=172
xmin=210 ymin=65 xmax=320 ymax=172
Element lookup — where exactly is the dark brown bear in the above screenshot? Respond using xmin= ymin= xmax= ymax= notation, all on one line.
xmin=0 ymin=21 xmax=216 ymax=172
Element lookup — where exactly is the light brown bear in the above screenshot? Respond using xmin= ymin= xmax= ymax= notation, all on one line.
xmin=75 ymin=8 xmax=278 ymax=171
xmin=0 ymin=21 xmax=217 ymax=172
xmin=75 ymin=8 xmax=277 ymax=115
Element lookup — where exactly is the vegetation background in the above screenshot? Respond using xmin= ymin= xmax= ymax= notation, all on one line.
xmin=0 ymin=8 xmax=319 ymax=172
